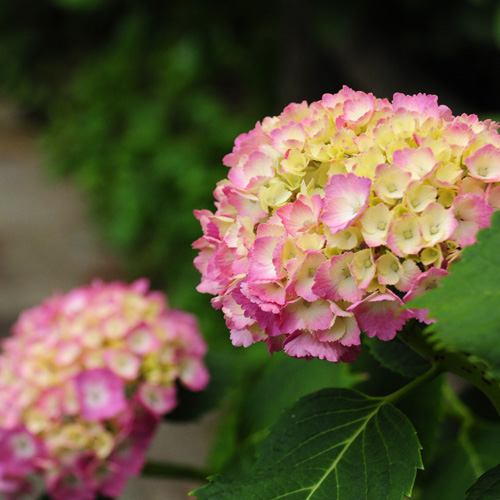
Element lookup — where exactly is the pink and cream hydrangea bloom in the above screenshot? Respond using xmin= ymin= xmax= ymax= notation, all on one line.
xmin=0 ymin=279 xmax=209 ymax=500
xmin=194 ymin=86 xmax=500 ymax=363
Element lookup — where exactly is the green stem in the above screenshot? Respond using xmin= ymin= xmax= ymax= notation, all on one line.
xmin=399 ymin=325 xmax=500 ymax=416
xmin=142 ymin=460 xmax=209 ymax=481
xmin=384 ymin=362 xmax=443 ymax=406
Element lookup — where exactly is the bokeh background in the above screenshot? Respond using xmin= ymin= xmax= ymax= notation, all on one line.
xmin=2 ymin=0 xmax=500 ymax=498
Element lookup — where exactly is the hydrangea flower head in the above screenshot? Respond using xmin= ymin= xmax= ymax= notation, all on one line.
xmin=194 ymin=86 xmax=500 ymax=362
xmin=0 ymin=279 xmax=209 ymax=500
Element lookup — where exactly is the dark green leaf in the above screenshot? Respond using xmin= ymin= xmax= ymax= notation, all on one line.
xmin=207 ymin=351 xmax=362 ymax=476
xmin=396 ymin=375 xmax=444 ymax=467
xmin=365 ymin=322 xmax=431 ymax=379
xmin=409 ymin=211 xmax=500 ymax=377
xmin=194 ymin=388 xmax=422 ymax=500
xmin=466 ymin=463 xmax=500 ymax=500
xmin=239 ymin=352 xmax=362 ymax=438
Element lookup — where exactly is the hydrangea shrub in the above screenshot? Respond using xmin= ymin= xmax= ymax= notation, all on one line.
xmin=192 ymin=88 xmax=500 ymax=500
xmin=0 ymin=279 xmax=209 ymax=500
xmin=194 ymin=86 xmax=500 ymax=362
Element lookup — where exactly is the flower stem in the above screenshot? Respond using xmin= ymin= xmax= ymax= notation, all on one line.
xmin=142 ymin=460 xmax=209 ymax=481
xmin=399 ymin=325 xmax=500 ymax=417
xmin=384 ymin=362 xmax=443 ymax=406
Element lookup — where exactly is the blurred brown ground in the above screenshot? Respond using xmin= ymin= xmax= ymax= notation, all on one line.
xmin=0 ymin=97 xmax=216 ymax=499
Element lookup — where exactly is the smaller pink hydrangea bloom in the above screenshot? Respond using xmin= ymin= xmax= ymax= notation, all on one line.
xmin=442 ymin=122 xmax=476 ymax=154
xmin=0 ymin=279 xmax=209 ymax=500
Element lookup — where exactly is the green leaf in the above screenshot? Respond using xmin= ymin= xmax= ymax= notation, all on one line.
xmin=409 ymin=210 xmax=500 ymax=377
xmin=365 ymin=321 xmax=431 ymax=379
xmin=193 ymin=388 xmax=422 ymax=500
xmin=396 ymin=375 xmax=444 ymax=467
xmin=239 ymin=352 xmax=362 ymax=439
xmin=466 ymin=464 xmax=500 ymax=500
xmin=207 ymin=351 xmax=362 ymax=476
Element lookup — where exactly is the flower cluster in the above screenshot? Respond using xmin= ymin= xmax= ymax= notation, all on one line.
xmin=194 ymin=86 xmax=500 ymax=362
xmin=0 ymin=279 xmax=209 ymax=500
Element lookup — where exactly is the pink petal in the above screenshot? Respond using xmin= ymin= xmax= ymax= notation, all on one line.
xmin=321 ymin=173 xmax=372 ymax=234
xmin=279 ymin=298 xmax=334 ymax=334
xmin=392 ymin=92 xmax=450 ymax=119
xmin=465 ymin=144 xmax=500 ymax=182
xmin=283 ymin=331 xmax=360 ymax=362
xmin=221 ymin=294 xmax=254 ymax=331
xmin=104 ymin=350 xmax=141 ymax=380
xmin=74 ymin=368 xmax=127 ymax=421
xmin=336 ymin=91 xmax=375 ymax=128
xmin=232 ymin=283 xmax=281 ymax=336
xmin=386 ymin=213 xmax=423 ymax=257
xmin=312 ymin=253 xmax=363 ymax=303
xmin=316 ymin=314 xmax=361 ymax=347
xmin=277 ymin=194 xmax=323 ymax=236
xmin=392 ymin=147 xmax=438 ymax=180
xmin=451 ymin=193 xmax=494 ymax=247
xmin=246 ymin=280 xmax=287 ymax=306
xmin=47 ymin=467 xmax=95 ymax=500
xmin=230 ymin=327 xmax=267 ymax=348
xmin=287 ymin=251 xmax=327 ymax=302
xmin=248 ymin=234 xmax=284 ymax=282
xmin=137 ymin=383 xmax=177 ymax=416
xmin=223 ymin=186 xmax=268 ymax=222
xmin=270 ymin=121 xmax=306 ymax=153
xmin=348 ymin=291 xmax=411 ymax=341
xmin=179 ymin=358 xmax=210 ymax=391
xmin=228 ymin=150 xmax=275 ymax=189
xmin=222 ymin=124 xmax=269 ymax=168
